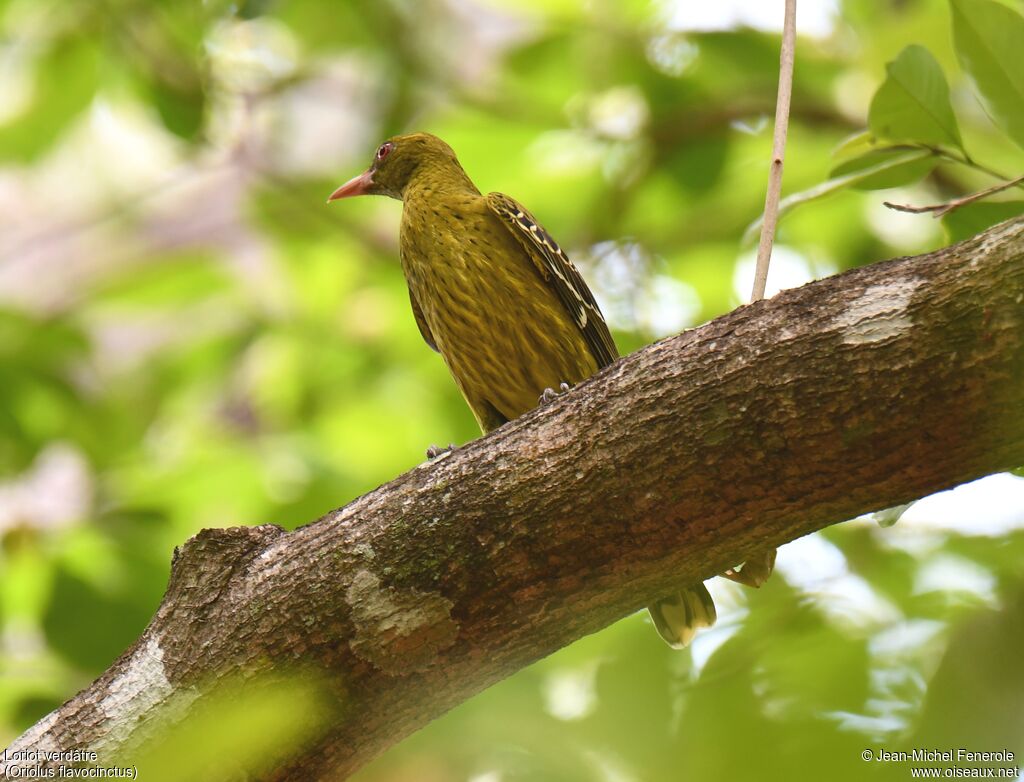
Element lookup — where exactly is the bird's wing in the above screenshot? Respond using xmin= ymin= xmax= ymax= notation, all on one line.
xmin=486 ymin=192 xmax=618 ymax=369
xmin=409 ymin=287 xmax=439 ymax=353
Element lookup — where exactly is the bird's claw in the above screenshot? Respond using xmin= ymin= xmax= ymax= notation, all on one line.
xmin=721 ymin=549 xmax=777 ymax=588
xmin=538 ymin=382 xmax=572 ymax=406
xmin=426 ymin=443 xmax=457 ymax=460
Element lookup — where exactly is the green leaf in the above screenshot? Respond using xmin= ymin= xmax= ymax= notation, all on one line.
xmin=950 ymin=0 xmax=1024 ymax=150
xmin=134 ymin=673 xmax=336 ymax=782
xmin=149 ymin=78 xmax=205 ymax=140
xmin=830 ymin=147 xmax=939 ymax=190
xmin=942 ymin=199 xmax=1024 ymax=243
xmin=0 ymin=41 xmax=99 ymax=162
xmin=743 ymin=149 xmax=934 ymax=245
xmin=666 ymin=136 xmax=729 ymax=195
xmin=868 ymin=45 xmax=963 ymax=151
xmin=831 ymin=130 xmax=879 ymax=162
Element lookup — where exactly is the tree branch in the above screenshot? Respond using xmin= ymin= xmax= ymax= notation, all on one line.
xmin=4 ymin=218 xmax=1024 ymax=781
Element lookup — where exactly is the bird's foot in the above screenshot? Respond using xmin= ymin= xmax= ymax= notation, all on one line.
xmin=721 ymin=549 xmax=777 ymax=588
xmin=538 ymin=382 xmax=572 ymax=406
xmin=426 ymin=443 xmax=457 ymax=460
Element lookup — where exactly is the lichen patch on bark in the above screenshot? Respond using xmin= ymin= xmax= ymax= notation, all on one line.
xmin=345 ymin=569 xmax=458 ymax=675
xmin=833 ymin=279 xmax=922 ymax=345
xmin=0 ymin=710 xmax=58 ymax=774
xmin=92 ymin=635 xmax=196 ymax=755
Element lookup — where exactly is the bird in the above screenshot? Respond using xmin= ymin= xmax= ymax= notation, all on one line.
xmin=328 ymin=131 xmax=717 ymax=648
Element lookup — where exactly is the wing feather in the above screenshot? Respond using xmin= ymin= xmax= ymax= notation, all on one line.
xmin=409 ymin=287 xmax=439 ymax=353
xmin=486 ymin=192 xmax=618 ymax=369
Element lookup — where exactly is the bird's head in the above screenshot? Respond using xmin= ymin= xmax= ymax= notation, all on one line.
xmin=327 ymin=132 xmax=467 ymax=202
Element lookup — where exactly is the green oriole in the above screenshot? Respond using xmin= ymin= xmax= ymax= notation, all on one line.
xmin=329 ymin=132 xmax=716 ymax=648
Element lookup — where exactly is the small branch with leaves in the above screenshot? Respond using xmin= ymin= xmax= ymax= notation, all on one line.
xmin=749 ymin=0 xmax=1024 ymax=241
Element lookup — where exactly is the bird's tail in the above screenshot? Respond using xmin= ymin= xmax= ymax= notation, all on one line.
xmin=648 ymin=584 xmax=717 ymax=649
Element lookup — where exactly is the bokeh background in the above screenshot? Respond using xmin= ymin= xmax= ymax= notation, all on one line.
xmin=2 ymin=0 xmax=1023 ymax=779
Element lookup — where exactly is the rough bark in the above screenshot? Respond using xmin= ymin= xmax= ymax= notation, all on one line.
xmin=4 ymin=217 xmax=1024 ymax=781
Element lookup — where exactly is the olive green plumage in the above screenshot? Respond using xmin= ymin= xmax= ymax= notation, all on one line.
xmin=331 ymin=131 xmax=715 ymax=648
xmin=403 ymin=185 xmax=601 ymax=432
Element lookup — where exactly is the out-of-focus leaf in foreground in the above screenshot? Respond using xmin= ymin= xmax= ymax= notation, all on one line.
xmin=131 ymin=671 xmax=340 ymax=782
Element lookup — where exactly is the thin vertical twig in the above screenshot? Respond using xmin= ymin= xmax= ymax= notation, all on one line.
xmin=751 ymin=0 xmax=797 ymax=302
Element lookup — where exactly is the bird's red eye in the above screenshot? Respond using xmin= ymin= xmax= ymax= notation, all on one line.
xmin=376 ymin=142 xmax=393 ymax=162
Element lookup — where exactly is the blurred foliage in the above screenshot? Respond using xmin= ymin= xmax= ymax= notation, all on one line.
xmin=1 ymin=0 xmax=1023 ymax=779
xmin=131 ymin=670 xmax=338 ymax=781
